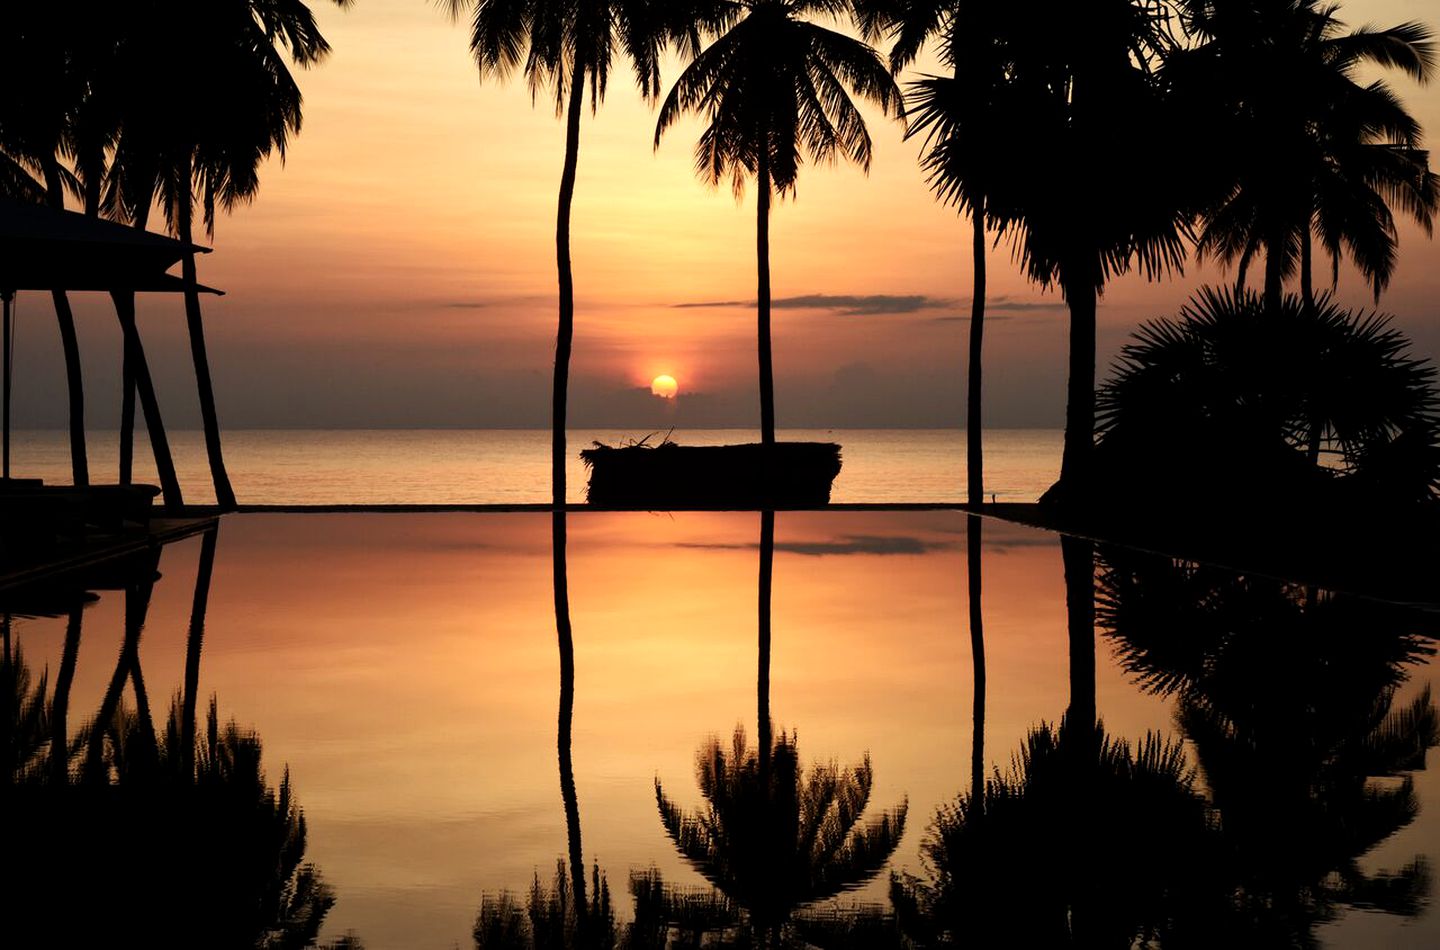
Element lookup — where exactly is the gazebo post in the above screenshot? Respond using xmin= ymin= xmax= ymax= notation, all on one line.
xmin=3 ymin=288 xmax=12 ymax=480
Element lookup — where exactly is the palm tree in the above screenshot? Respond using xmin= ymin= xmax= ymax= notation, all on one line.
xmin=447 ymin=0 xmax=714 ymax=506
xmin=1184 ymin=0 xmax=1438 ymax=310
xmin=110 ymin=0 xmax=353 ymax=511
xmin=1090 ymin=287 xmax=1440 ymax=510
xmin=0 ymin=8 xmax=107 ymax=488
xmin=655 ymin=0 xmax=903 ymax=448
xmin=857 ymin=0 xmax=1014 ymax=505
xmin=911 ymin=1 xmax=1193 ymax=499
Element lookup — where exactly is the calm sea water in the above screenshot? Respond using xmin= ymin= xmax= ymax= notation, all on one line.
xmin=9 ymin=428 xmax=1062 ymax=505
xmin=5 ymin=511 xmax=1437 ymax=948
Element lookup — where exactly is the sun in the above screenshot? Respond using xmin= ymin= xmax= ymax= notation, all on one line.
xmin=650 ymin=374 xmax=679 ymax=398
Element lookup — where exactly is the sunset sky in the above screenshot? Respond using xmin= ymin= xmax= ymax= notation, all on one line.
xmin=11 ymin=0 xmax=1440 ymax=429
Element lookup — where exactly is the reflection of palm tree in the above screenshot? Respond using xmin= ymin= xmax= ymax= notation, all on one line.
xmin=553 ymin=510 xmax=589 ymax=930
xmin=1098 ymin=546 xmax=1440 ymax=940
xmin=891 ymin=718 xmax=1211 ymax=947
xmin=181 ymin=524 xmax=220 ymax=778
xmin=2 ymin=561 xmax=352 ymax=947
xmin=1 ymin=632 xmax=49 ymax=784
xmin=965 ymin=515 xmax=985 ymax=804
xmin=657 ymin=726 xmax=907 ymax=945
xmin=653 ymin=511 xmax=907 ymax=945
xmin=84 ymin=549 xmax=161 ymax=782
xmin=655 ymin=1 xmax=901 ymax=447
xmin=472 ymin=511 xmax=616 ymax=949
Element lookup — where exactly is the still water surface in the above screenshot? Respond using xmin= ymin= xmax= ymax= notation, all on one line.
xmin=4 ymin=511 xmax=1438 ymax=947
xmin=9 ymin=428 xmax=1062 ymax=504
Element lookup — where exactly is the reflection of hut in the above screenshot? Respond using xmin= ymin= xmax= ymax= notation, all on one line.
xmin=0 ymin=200 xmax=224 ymax=525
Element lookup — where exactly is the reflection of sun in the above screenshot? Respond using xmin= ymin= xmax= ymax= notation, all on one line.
xmin=651 ymin=374 xmax=679 ymax=398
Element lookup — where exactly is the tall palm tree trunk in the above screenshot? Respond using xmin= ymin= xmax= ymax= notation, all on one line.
xmin=110 ymin=290 xmax=183 ymax=507
xmin=553 ymin=63 xmax=586 ymax=509
xmin=966 ymin=513 xmax=986 ymax=805
xmin=967 ymin=202 xmax=986 ymax=506
xmin=757 ymin=154 xmax=776 ymax=448
xmin=175 ymin=190 xmax=237 ymax=510
xmin=1264 ymin=233 xmax=1285 ymax=312
xmin=758 ymin=509 xmax=775 ymax=774
xmin=42 ymin=163 xmax=89 ymax=487
xmin=180 ymin=523 xmax=219 ymax=776
xmin=1058 ymin=273 xmax=1097 ymax=496
xmin=49 ymin=604 xmax=84 ymax=784
xmin=552 ymin=510 xmax=588 ymax=929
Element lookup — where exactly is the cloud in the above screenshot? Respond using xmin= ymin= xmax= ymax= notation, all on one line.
xmin=678 ymin=534 xmax=952 ymax=556
xmin=674 ymin=293 xmax=952 ymax=316
xmin=441 ymin=301 xmax=491 ymax=309
xmin=932 ymin=297 xmax=1068 ymax=320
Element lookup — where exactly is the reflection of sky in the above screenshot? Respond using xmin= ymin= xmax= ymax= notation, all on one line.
xmin=12 ymin=510 xmax=1439 ymax=948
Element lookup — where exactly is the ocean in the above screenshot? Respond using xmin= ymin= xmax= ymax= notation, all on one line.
xmin=8 ymin=428 xmax=1063 ymax=505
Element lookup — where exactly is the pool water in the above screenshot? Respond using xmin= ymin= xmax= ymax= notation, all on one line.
xmin=3 ymin=511 xmax=1437 ymax=948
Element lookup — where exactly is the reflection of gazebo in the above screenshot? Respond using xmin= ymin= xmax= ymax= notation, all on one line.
xmin=0 ymin=200 xmax=221 ymax=504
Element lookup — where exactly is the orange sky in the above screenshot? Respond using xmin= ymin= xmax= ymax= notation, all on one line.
xmin=10 ymin=0 xmax=1440 ymax=429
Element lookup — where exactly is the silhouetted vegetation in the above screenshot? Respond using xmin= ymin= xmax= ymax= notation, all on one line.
xmin=445 ymin=0 xmax=721 ymax=504
xmin=1 ymin=1 xmax=352 ymax=505
xmin=891 ymin=718 xmax=1215 ymax=947
xmin=1091 ymin=287 xmax=1440 ymax=517
xmin=655 ymin=0 xmax=902 ymax=448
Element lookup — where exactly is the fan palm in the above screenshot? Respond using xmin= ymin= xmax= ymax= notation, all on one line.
xmin=1091 ymin=287 xmax=1440 ymax=510
xmin=446 ymin=0 xmax=716 ymax=505
xmin=1183 ymin=0 xmax=1438 ymax=309
xmin=655 ymin=0 xmax=902 ymax=447
xmin=857 ymin=0 xmax=1015 ymax=504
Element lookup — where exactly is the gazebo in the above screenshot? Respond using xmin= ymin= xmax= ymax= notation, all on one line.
xmin=0 ymin=199 xmax=222 ymax=515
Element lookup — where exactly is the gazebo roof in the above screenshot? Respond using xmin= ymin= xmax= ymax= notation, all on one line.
xmin=0 ymin=199 xmax=220 ymax=294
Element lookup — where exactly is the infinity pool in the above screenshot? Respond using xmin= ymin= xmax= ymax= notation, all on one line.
xmin=4 ymin=511 xmax=1437 ymax=948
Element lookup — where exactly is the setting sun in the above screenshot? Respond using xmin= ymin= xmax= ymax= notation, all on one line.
xmin=650 ymin=374 xmax=679 ymax=398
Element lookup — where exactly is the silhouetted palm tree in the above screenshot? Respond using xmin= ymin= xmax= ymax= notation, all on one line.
xmin=655 ymin=0 xmax=902 ymax=447
xmin=109 ymin=0 xmax=352 ymax=510
xmin=0 ymin=9 xmax=117 ymax=487
xmin=447 ymin=0 xmax=714 ymax=504
xmin=1183 ymin=0 xmax=1438 ymax=309
xmin=911 ymin=1 xmax=1193 ymax=498
xmin=858 ymin=0 xmax=1014 ymax=504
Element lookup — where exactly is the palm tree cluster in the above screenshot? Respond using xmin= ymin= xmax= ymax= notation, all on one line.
xmin=1 ymin=1 xmax=352 ymax=509
xmin=447 ymin=0 xmax=1435 ymax=505
xmin=860 ymin=0 xmax=1437 ymax=500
